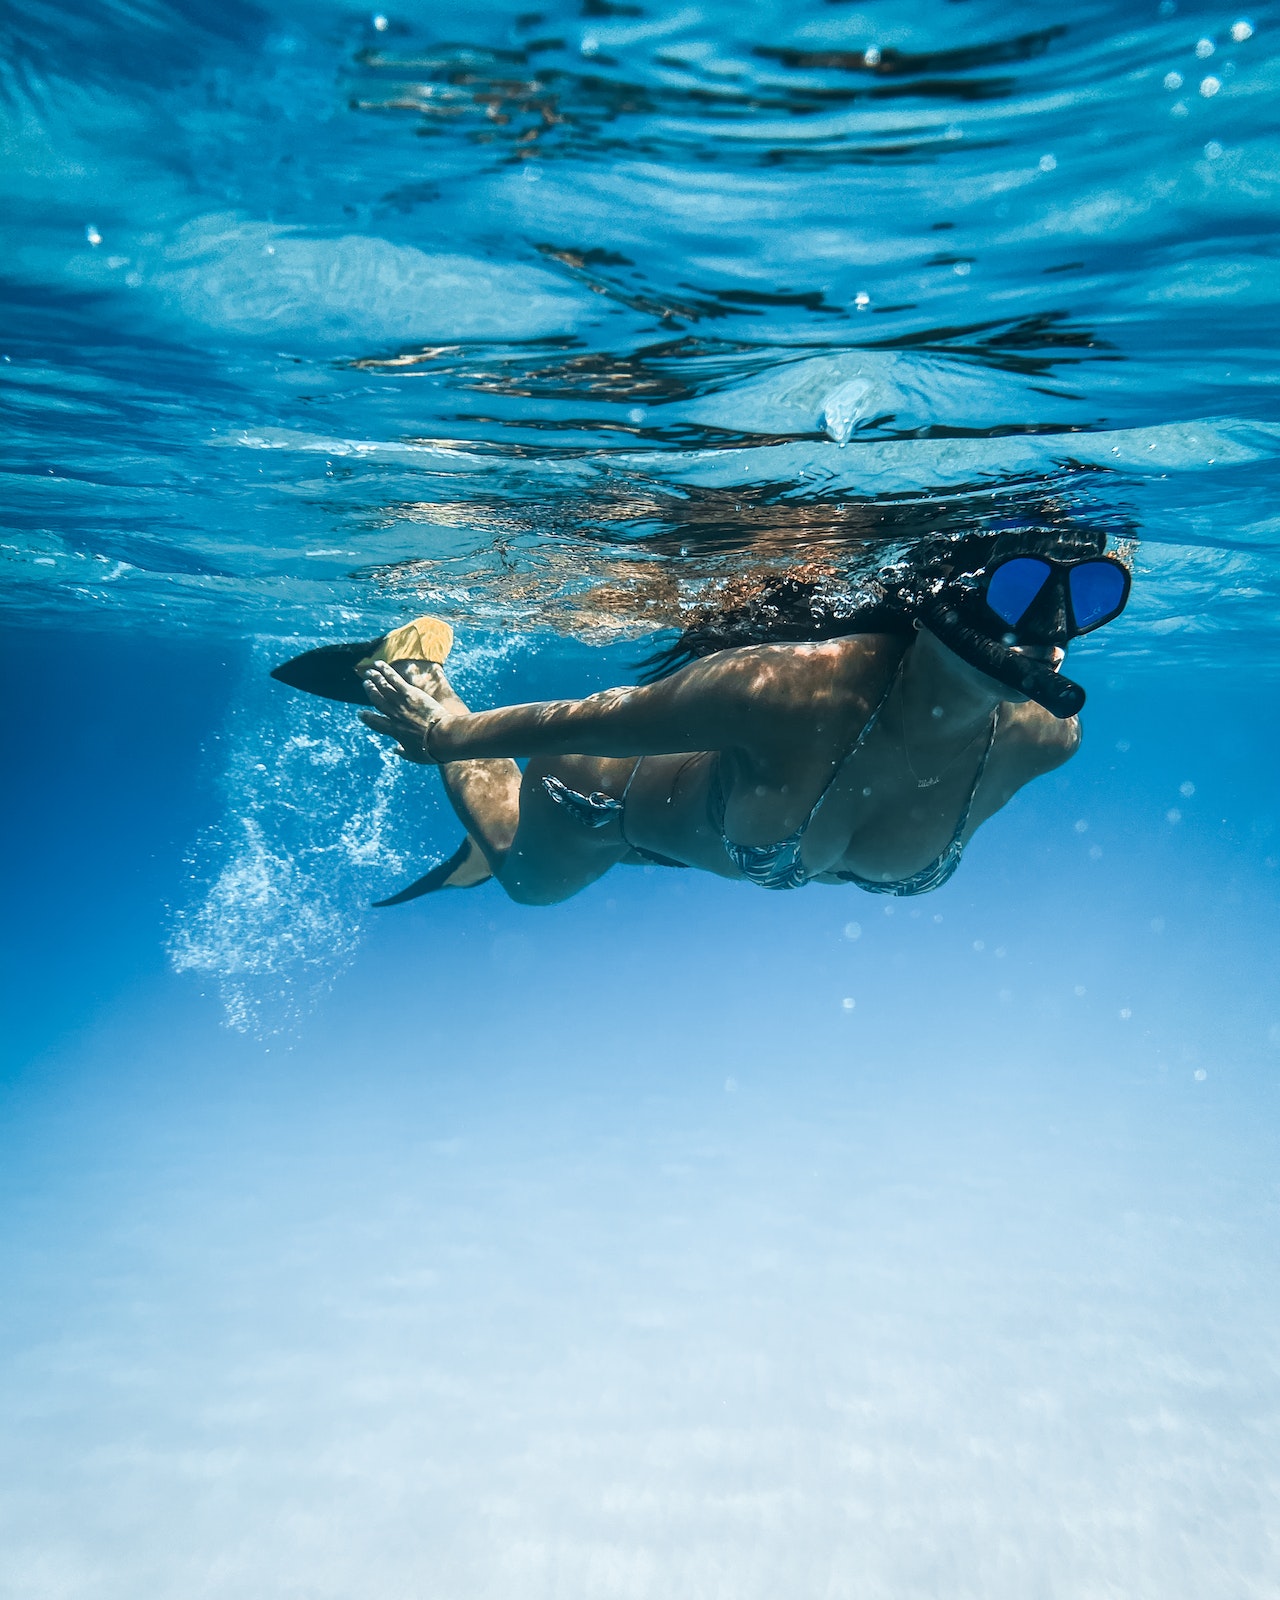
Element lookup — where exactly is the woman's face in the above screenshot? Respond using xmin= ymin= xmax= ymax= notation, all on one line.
xmin=1011 ymin=641 xmax=1066 ymax=668
xmin=997 ymin=641 xmax=1067 ymax=702
xmin=924 ymin=628 xmax=1068 ymax=705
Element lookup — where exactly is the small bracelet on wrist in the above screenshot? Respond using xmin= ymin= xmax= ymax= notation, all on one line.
xmin=425 ymin=717 xmax=455 ymax=762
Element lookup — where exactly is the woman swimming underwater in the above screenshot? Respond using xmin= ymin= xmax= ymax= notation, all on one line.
xmin=274 ymin=526 xmax=1131 ymax=906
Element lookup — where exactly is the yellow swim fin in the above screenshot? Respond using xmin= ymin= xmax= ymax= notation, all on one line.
xmin=355 ymin=615 xmax=453 ymax=672
xmin=271 ymin=614 xmax=454 ymax=704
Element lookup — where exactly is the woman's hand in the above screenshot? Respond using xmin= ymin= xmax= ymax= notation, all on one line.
xmin=359 ymin=661 xmax=457 ymax=764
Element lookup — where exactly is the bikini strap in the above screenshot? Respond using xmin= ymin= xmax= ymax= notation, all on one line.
xmin=542 ymin=755 xmax=645 ymax=831
xmin=950 ymin=705 xmax=1000 ymax=842
xmin=804 ymin=651 xmax=906 ymax=827
xmin=709 ymin=649 xmax=904 ymax=842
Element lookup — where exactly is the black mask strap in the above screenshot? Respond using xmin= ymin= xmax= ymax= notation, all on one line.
xmin=920 ymin=603 xmax=1086 ymax=719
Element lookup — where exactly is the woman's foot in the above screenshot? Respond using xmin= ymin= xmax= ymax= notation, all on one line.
xmin=392 ymin=659 xmax=469 ymax=716
xmin=271 ymin=615 xmax=455 ymax=705
xmin=360 ymin=662 xmax=456 ymax=763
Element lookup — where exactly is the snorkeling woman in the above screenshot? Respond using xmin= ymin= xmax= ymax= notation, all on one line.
xmin=273 ymin=527 xmax=1131 ymax=906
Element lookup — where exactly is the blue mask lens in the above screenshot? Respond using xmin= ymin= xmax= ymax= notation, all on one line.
xmin=1068 ymin=561 xmax=1128 ymax=630
xmin=984 ymin=557 xmax=1052 ymax=626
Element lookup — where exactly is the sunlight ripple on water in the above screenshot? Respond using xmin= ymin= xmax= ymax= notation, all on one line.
xmin=3 ymin=0 xmax=1279 ymax=666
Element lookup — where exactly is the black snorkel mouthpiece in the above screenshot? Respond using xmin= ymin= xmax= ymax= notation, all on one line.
xmin=920 ymin=603 xmax=1086 ymax=720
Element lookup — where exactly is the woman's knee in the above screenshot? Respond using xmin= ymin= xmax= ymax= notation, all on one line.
xmin=497 ymin=869 xmax=578 ymax=907
xmin=497 ymin=835 xmax=614 ymax=905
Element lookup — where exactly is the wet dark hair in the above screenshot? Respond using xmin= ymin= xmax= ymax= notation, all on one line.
xmin=639 ymin=520 xmax=1109 ymax=682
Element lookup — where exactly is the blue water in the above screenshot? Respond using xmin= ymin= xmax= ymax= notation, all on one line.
xmin=3 ymin=1 xmax=1280 ymax=1593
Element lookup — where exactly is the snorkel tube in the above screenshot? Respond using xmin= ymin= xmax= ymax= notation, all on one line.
xmin=919 ymin=601 xmax=1087 ymax=719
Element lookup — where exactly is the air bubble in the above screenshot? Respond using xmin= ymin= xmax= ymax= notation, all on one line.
xmin=1200 ymin=75 xmax=1221 ymax=95
xmin=863 ymin=46 xmax=881 ymax=66
xmin=1204 ymin=140 xmax=1223 ymax=158
xmin=1038 ymin=153 xmax=1057 ymax=171
xmin=372 ymin=12 xmax=388 ymax=29
xmin=843 ymin=921 xmax=862 ymax=940
xmin=1179 ymin=780 xmax=1196 ymax=797
xmin=85 ymin=224 xmax=102 ymax=246
xmin=841 ymin=997 xmax=856 ymax=1011
xmin=1230 ymin=20 xmax=1253 ymax=42
xmin=854 ymin=291 xmax=870 ymax=309
xmin=1163 ymin=70 xmax=1183 ymax=89
xmin=1195 ymin=37 xmax=1215 ymax=58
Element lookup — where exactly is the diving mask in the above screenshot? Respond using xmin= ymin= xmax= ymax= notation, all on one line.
xmin=979 ymin=553 xmax=1130 ymax=644
xmin=920 ymin=549 xmax=1131 ymax=720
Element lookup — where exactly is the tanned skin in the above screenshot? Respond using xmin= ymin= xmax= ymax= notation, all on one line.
xmin=359 ymin=627 xmax=1078 ymax=906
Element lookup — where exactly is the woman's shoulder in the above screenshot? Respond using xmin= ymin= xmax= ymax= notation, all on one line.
xmin=970 ymin=702 xmax=1080 ymax=824
xmin=704 ymin=632 xmax=903 ymax=703
xmin=722 ymin=631 xmax=904 ymax=673
xmin=996 ymin=699 xmax=1082 ymax=769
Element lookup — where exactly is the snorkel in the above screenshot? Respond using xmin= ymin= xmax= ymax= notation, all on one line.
xmin=909 ymin=526 xmax=1130 ymax=720
xmin=918 ymin=600 xmax=1088 ymax=718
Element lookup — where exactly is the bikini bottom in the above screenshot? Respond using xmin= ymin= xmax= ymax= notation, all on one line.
xmin=541 ymin=773 xmax=689 ymax=869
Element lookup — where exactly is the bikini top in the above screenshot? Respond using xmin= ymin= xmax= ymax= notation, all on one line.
xmin=709 ymin=662 xmax=1000 ymax=894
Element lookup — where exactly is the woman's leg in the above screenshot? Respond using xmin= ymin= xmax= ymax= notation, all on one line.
xmin=398 ymin=662 xmax=632 ymax=905
xmin=394 ymin=661 xmax=522 ymax=867
xmin=499 ymin=754 xmax=636 ymax=905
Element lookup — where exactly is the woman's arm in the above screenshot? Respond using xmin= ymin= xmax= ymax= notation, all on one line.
xmin=360 ymin=644 xmax=848 ymax=764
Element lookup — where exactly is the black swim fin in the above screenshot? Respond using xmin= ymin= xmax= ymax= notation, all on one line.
xmin=270 ymin=639 xmax=383 ymax=705
xmin=372 ymin=837 xmax=493 ymax=906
